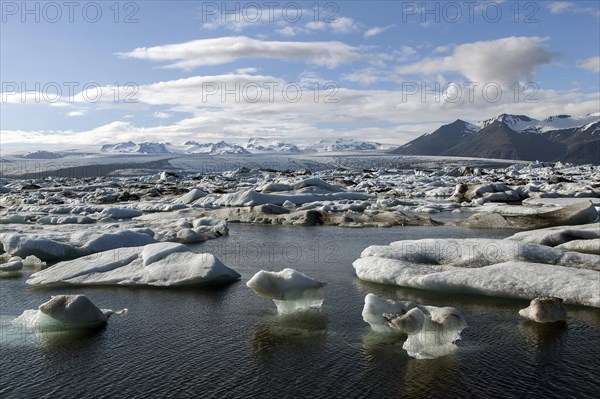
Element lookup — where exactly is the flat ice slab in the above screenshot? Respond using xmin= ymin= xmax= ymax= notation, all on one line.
xmin=27 ymin=242 xmax=240 ymax=287
xmin=354 ymin=239 xmax=600 ymax=307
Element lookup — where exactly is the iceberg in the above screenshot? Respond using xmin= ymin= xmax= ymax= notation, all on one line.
xmin=362 ymin=293 xmax=467 ymax=359
xmin=362 ymin=293 xmax=415 ymax=333
xmin=246 ymin=268 xmax=326 ymax=314
xmin=458 ymin=201 xmax=598 ymax=229
xmin=507 ymin=223 xmax=600 ymax=247
xmin=353 ymin=239 xmax=600 ymax=307
xmin=519 ymin=297 xmax=567 ymax=323
xmin=384 ymin=305 xmax=467 ymax=359
xmin=13 ymin=295 xmax=112 ymax=331
xmin=27 ymin=242 xmax=241 ymax=287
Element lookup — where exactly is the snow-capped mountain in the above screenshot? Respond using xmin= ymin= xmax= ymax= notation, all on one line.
xmin=244 ymin=138 xmax=301 ymax=153
xmin=306 ymin=138 xmax=390 ymax=152
xmin=101 ymin=141 xmax=170 ymax=154
xmin=21 ymin=150 xmax=66 ymax=159
xmin=393 ymin=113 xmax=600 ymax=164
xmin=480 ymin=113 xmax=600 ymax=134
xmin=183 ymin=141 xmax=250 ymax=155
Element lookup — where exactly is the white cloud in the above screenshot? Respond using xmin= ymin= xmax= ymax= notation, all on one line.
xmin=397 ymin=36 xmax=557 ymax=86
xmin=433 ymin=45 xmax=452 ymax=54
xmin=577 ymin=56 xmax=600 ymax=73
xmin=117 ymin=36 xmax=363 ymax=70
xmin=364 ymin=25 xmax=395 ymax=38
xmin=67 ymin=110 xmax=86 ymax=117
xmin=154 ymin=111 xmax=172 ymax=119
xmin=235 ymin=67 xmax=259 ymax=74
xmin=547 ymin=1 xmax=600 ymax=16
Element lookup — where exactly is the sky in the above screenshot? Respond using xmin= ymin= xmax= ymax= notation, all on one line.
xmin=1 ymin=0 xmax=599 ymax=149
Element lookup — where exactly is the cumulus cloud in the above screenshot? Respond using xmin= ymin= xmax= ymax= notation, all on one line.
xmin=577 ymin=56 xmax=600 ymax=73
xmin=117 ymin=36 xmax=363 ymax=69
xmin=364 ymin=25 xmax=395 ymax=38
xmin=397 ymin=36 xmax=558 ymax=86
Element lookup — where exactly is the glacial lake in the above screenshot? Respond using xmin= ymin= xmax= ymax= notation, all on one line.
xmin=1 ymin=224 xmax=599 ymax=398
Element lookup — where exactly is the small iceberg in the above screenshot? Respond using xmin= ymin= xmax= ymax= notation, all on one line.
xmin=13 ymin=295 xmax=118 ymax=331
xmin=519 ymin=297 xmax=567 ymax=323
xmin=362 ymin=294 xmax=466 ymax=359
xmin=246 ymin=268 xmax=326 ymax=314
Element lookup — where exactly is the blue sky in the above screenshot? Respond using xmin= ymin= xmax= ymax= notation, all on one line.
xmin=1 ymin=0 xmax=599 ymax=148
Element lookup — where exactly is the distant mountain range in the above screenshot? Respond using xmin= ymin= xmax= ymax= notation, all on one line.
xmin=98 ymin=137 xmax=391 ymax=155
xmin=392 ymin=113 xmax=600 ymax=164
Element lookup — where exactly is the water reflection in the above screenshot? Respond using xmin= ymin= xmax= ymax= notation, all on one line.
xmin=250 ymin=309 xmax=327 ymax=354
xmin=520 ymin=320 xmax=567 ymax=365
xmin=1 ymin=316 xmax=106 ymax=348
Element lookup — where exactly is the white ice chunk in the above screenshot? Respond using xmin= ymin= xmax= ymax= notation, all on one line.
xmin=27 ymin=242 xmax=240 ymax=287
xmin=247 ymin=268 xmax=326 ymax=314
xmin=362 ymin=293 xmax=415 ymax=333
xmin=507 ymin=223 xmax=600 ymax=246
xmin=177 ymin=188 xmax=208 ymax=204
xmin=384 ymin=305 xmax=467 ymax=359
xmin=99 ymin=207 xmax=143 ymax=219
xmin=361 ymin=238 xmax=599 ymax=270
xmin=556 ymin=239 xmax=600 ymax=255
xmin=13 ymin=295 xmax=109 ymax=331
xmin=519 ymin=297 xmax=567 ymax=323
xmin=353 ymin=257 xmax=600 ymax=307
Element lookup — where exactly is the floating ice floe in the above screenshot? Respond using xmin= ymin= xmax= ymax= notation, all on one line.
xmin=519 ymin=297 xmax=567 ymax=323
xmin=0 ymin=256 xmax=23 ymax=277
xmin=507 ymin=222 xmax=600 ymax=247
xmin=27 ymin=242 xmax=240 ymax=287
xmin=0 ymin=229 xmax=156 ymax=261
xmin=363 ymin=294 xmax=467 ymax=359
xmin=353 ymin=239 xmax=600 ymax=307
xmin=458 ymin=200 xmax=598 ymax=229
xmin=13 ymin=295 xmax=118 ymax=331
xmin=246 ymin=268 xmax=326 ymax=314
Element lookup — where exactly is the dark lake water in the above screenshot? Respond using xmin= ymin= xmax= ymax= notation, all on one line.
xmin=1 ymin=225 xmax=599 ymax=398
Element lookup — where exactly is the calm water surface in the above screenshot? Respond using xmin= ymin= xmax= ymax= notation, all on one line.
xmin=1 ymin=225 xmax=599 ymax=398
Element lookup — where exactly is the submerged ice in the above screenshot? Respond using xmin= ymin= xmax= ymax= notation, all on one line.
xmin=13 ymin=295 xmax=114 ymax=331
xmin=363 ymin=294 xmax=467 ymax=359
xmin=246 ymin=268 xmax=326 ymax=314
